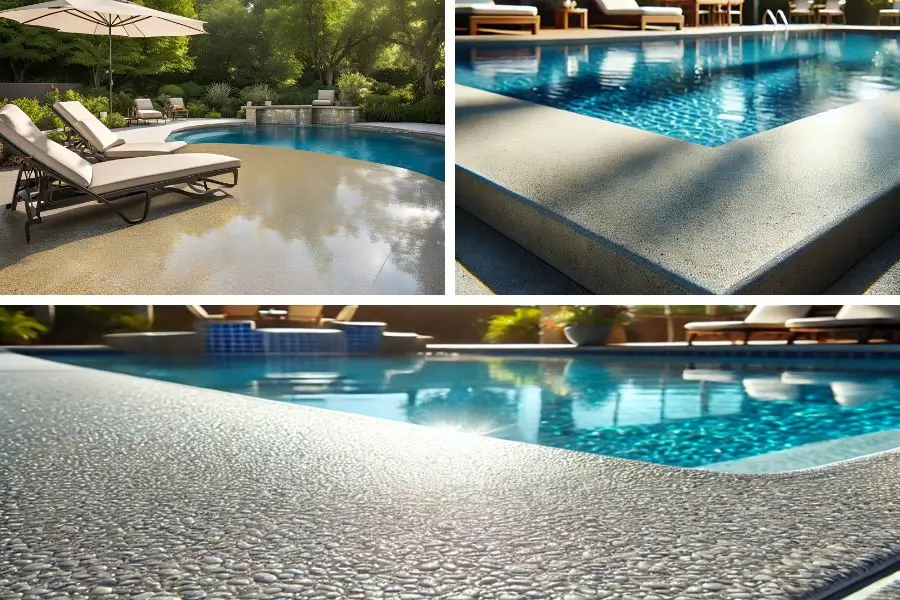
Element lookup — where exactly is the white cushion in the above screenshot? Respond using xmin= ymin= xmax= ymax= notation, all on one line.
xmin=836 ymin=305 xmax=900 ymax=320
xmin=168 ymin=97 xmax=186 ymax=110
xmin=311 ymin=100 xmax=333 ymax=106
xmin=89 ymin=152 xmax=241 ymax=194
xmin=880 ymin=8 xmax=900 ymax=12
xmin=456 ymin=0 xmax=495 ymax=4
xmin=55 ymin=100 xmax=124 ymax=152
xmin=103 ymin=141 xmax=188 ymax=158
xmin=0 ymin=103 xmax=93 ymax=188
xmin=456 ymin=3 xmax=539 ymax=14
xmin=317 ymin=90 xmax=336 ymax=101
xmin=744 ymin=305 xmax=812 ymax=325
xmin=134 ymin=98 xmax=155 ymax=111
xmin=136 ymin=109 xmax=164 ymax=119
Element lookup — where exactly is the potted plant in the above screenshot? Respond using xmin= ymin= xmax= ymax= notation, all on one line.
xmin=553 ymin=305 xmax=632 ymax=346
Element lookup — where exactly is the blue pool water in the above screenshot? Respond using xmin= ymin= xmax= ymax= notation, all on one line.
xmin=169 ymin=125 xmax=445 ymax=180
xmin=40 ymin=353 xmax=900 ymax=470
xmin=456 ymin=31 xmax=900 ymax=146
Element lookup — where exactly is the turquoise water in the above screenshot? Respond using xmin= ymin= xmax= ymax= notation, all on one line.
xmin=169 ymin=125 xmax=445 ymax=180
xmin=456 ymin=31 xmax=900 ymax=146
xmin=39 ymin=353 xmax=900 ymax=468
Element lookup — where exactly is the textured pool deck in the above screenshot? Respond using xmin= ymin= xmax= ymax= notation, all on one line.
xmin=456 ymin=25 xmax=900 ymax=294
xmin=2 ymin=350 xmax=900 ymax=599
xmin=0 ymin=143 xmax=444 ymax=294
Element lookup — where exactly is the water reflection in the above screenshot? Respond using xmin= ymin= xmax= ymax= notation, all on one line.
xmin=50 ymin=354 xmax=900 ymax=468
xmin=456 ymin=30 xmax=900 ymax=146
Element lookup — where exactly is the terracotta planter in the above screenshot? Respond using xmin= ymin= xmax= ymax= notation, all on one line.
xmin=563 ymin=325 xmax=612 ymax=346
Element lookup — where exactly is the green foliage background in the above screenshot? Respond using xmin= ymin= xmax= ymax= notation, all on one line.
xmin=0 ymin=0 xmax=444 ymax=122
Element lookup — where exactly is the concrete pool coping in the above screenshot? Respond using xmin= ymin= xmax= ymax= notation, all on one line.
xmin=2 ymin=349 xmax=900 ymax=598
xmin=456 ymin=25 xmax=900 ymax=294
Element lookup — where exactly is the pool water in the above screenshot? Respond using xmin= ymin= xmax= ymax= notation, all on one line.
xmin=42 ymin=353 xmax=900 ymax=470
xmin=169 ymin=125 xmax=445 ymax=181
xmin=456 ymin=31 xmax=900 ymax=146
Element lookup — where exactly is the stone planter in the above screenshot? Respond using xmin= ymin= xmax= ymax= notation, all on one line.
xmin=563 ymin=325 xmax=612 ymax=346
xmin=264 ymin=100 xmax=272 ymax=106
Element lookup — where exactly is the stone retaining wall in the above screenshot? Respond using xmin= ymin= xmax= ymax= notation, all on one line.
xmin=245 ymin=105 xmax=362 ymax=126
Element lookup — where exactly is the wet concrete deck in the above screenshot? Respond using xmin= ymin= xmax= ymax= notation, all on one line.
xmin=0 ymin=144 xmax=444 ymax=294
xmin=1 ymin=350 xmax=899 ymax=599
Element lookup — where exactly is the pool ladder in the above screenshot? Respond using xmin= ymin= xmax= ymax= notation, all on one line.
xmin=764 ymin=8 xmax=789 ymax=28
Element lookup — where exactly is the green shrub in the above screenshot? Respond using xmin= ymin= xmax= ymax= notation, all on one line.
xmin=483 ymin=308 xmax=541 ymax=344
xmin=111 ymin=91 xmax=132 ymax=116
xmin=11 ymin=97 xmax=57 ymax=130
xmin=389 ymin=84 xmax=416 ymax=104
xmin=404 ymin=94 xmax=444 ymax=124
xmin=186 ymin=100 xmax=208 ymax=117
xmin=157 ymin=84 xmax=184 ymax=99
xmin=0 ymin=308 xmax=47 ymax=345
xmin=371 ymin=66 xmax=417 ymax=87
xmin=236 ymin=106 xmax=246 ymax=119
xmin=240 ymin=83 xmax=274 ymax=105
xmin=276 ymin=84 xmax=317 ymax=105
xmin=207 ymin=111 xmax=222 ymax=119
xmin=223 ymin=98 xmax=243 ymax=118
xmin=43 ymin=306 xmax=149 ymax=345
xmin=361 ymin=94 xmax=404 ymax=122
xmin=179 ymin=81 xmax=204 ymax=98
xmin=336 ymin=71 xmax=372 ymax=105
xmin=205 ymin=82 xmax=233 ymax=110
xmin=45 ymin=130 xmax=68 ymax=144
xmin=103 ymin=112 xmax=126 ymax=128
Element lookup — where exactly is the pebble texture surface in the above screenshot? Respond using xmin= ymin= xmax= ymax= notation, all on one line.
xmin=2 ymin=352 xmax=900 ymax=599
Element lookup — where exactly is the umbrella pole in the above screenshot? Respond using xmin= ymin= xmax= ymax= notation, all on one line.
xmin=108 ymin=27 xmax=112 ymax=119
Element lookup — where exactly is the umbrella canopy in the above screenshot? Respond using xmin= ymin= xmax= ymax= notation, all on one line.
xmin=0 ymin=0 xmax=205 ymax=115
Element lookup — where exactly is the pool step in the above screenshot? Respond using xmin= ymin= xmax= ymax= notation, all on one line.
xmin=456 ymin=84 xmax=900 ymax=294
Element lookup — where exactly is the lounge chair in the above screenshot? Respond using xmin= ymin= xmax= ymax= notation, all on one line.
xmin=878 ymin=0 xmax=900 ymax=23
xmin=0 ymin=104 xmax=239 ymax=242
xmin=589 ymin=0 xmax=683 ymax=30
xmin=132 ymin=99 xmax=165 ymax=124
xmin=789 ymin=0 xmax=815 ymax=21
xmin=321 ymin=305 xmax=359 ymax=327
xmin=785 ymin=305 xmax=900 ymax=344
xmin=818 ymin=0 xmax=844 ymax=23
xmin=166 ymin=97 xmax=189 ymax=121
xmin=287 ymin=306 xmax=325 ymax=327
xmin=53 ymin=100 xmax=187 ymax=161
xmin=684 ymin=305 xmax=812 ymax=345
xmin=456 ymin=0 xmax=540 ymax=35
xmin=311 ymin=90 xmax=336 ymax=107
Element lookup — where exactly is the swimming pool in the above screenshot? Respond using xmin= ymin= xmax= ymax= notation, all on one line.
xmin=41 ymin=353 xmax=900 ymax=472
xmin=169 ymin=125 xmax=445 ymax=180
xmin=456 ymin=31 xmax=900 ymax=146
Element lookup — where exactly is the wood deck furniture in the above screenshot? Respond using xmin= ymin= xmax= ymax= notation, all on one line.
xmin=468 ymin=13 xmax=541 ymax=34
xmin=588 ymin=0 xmax=684 ymax=30
xmin=556 ymin=7 xmax=589 ymax=28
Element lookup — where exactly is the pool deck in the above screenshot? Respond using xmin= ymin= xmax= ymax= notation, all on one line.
xmin=456 ymin=25 xmax=900 ymax=294
xmin=1 ymin=349 xmax=899 ymax=599
xmin=0 ymin=141 xmax=444 ymax=294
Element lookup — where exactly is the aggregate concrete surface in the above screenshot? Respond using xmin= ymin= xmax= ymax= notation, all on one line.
xmin=2 ymin=352 xmax=900 ymax=599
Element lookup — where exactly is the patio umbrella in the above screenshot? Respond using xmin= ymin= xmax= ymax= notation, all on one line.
xmin=0 ymin=0 xmax=205 ymax=114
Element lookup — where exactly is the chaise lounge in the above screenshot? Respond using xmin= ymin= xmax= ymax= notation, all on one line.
xmin=456 ymin=0 xmax=540 ymax=35
xmin=312 ymin=90 xmax=336 ymax=106
xmin=589 ymin=0 xmax=684 ymax=30
xmin=0 ymin=104 xmax=240 ymax=242
xmin=53 ymin=100 xmax=187 ymax=161
xmin=785 ymin=305 xmax=900 ymax=344
xmin=684 ymin=305 xmax=812 ymax=345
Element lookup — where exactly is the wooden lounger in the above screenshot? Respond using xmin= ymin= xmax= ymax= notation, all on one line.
xmin=684 ymin=305 xmax=813 ymax=345
xmin=588 ymin=0 xmax=684 ymax=29
xmin=785 ymin=306 xmax=900 ymax=344
xmin=469 ymin=14 xmax=540 ymax=34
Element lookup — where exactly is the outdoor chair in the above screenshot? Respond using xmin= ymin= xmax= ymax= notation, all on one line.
xmin=132 ymin=98 xmax=165 ymax=124
xmin=455 ymin=0 xmax=541 ymax=35
xmin=683 ymin=305 xmax=813 ymax=345
xmin=818 ymin=0 xmax=844 ymax=23
xmin=320 ymin=305 xmax=360 ymax=327
xmin=286 ymin=306 xmax=325 ymax=327
xmin=785 ymin=305 xmax=900 ymax=344
xmin=53 ymin=100 xmax=186 ymax=161
xmin=166 ymin=97 xmax=189 ymax=121
xmin=789 ymin=0 xmax=815 ymax=21
xmin=879 ymin=0 xmax=900 ymax=23
xmin=311 ymin=90 xmax=336 ymax=106
xmin=0 ymin=103 xmax=240 ymax=242
xmin=589 ymin=0 xmax=684 ymax=30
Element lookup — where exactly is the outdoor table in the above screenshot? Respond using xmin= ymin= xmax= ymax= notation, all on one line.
xmin=555 ymin=7 xmax=588 ymax=28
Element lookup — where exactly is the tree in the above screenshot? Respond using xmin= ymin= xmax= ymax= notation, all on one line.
xmin=0 ymin=308 xmax=47 ymax=344
xmin=383 ymin=0 xmax=443 ymax=94
xmin=66 ymin=38 xmax=109 ymax=89
xmin=192 ymin=0 xmax=300 ymax=87
xmin=0 ymin=0 xmax=68 ymax=82
xmin=266 ymin=0 xmax=385 ymax=86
